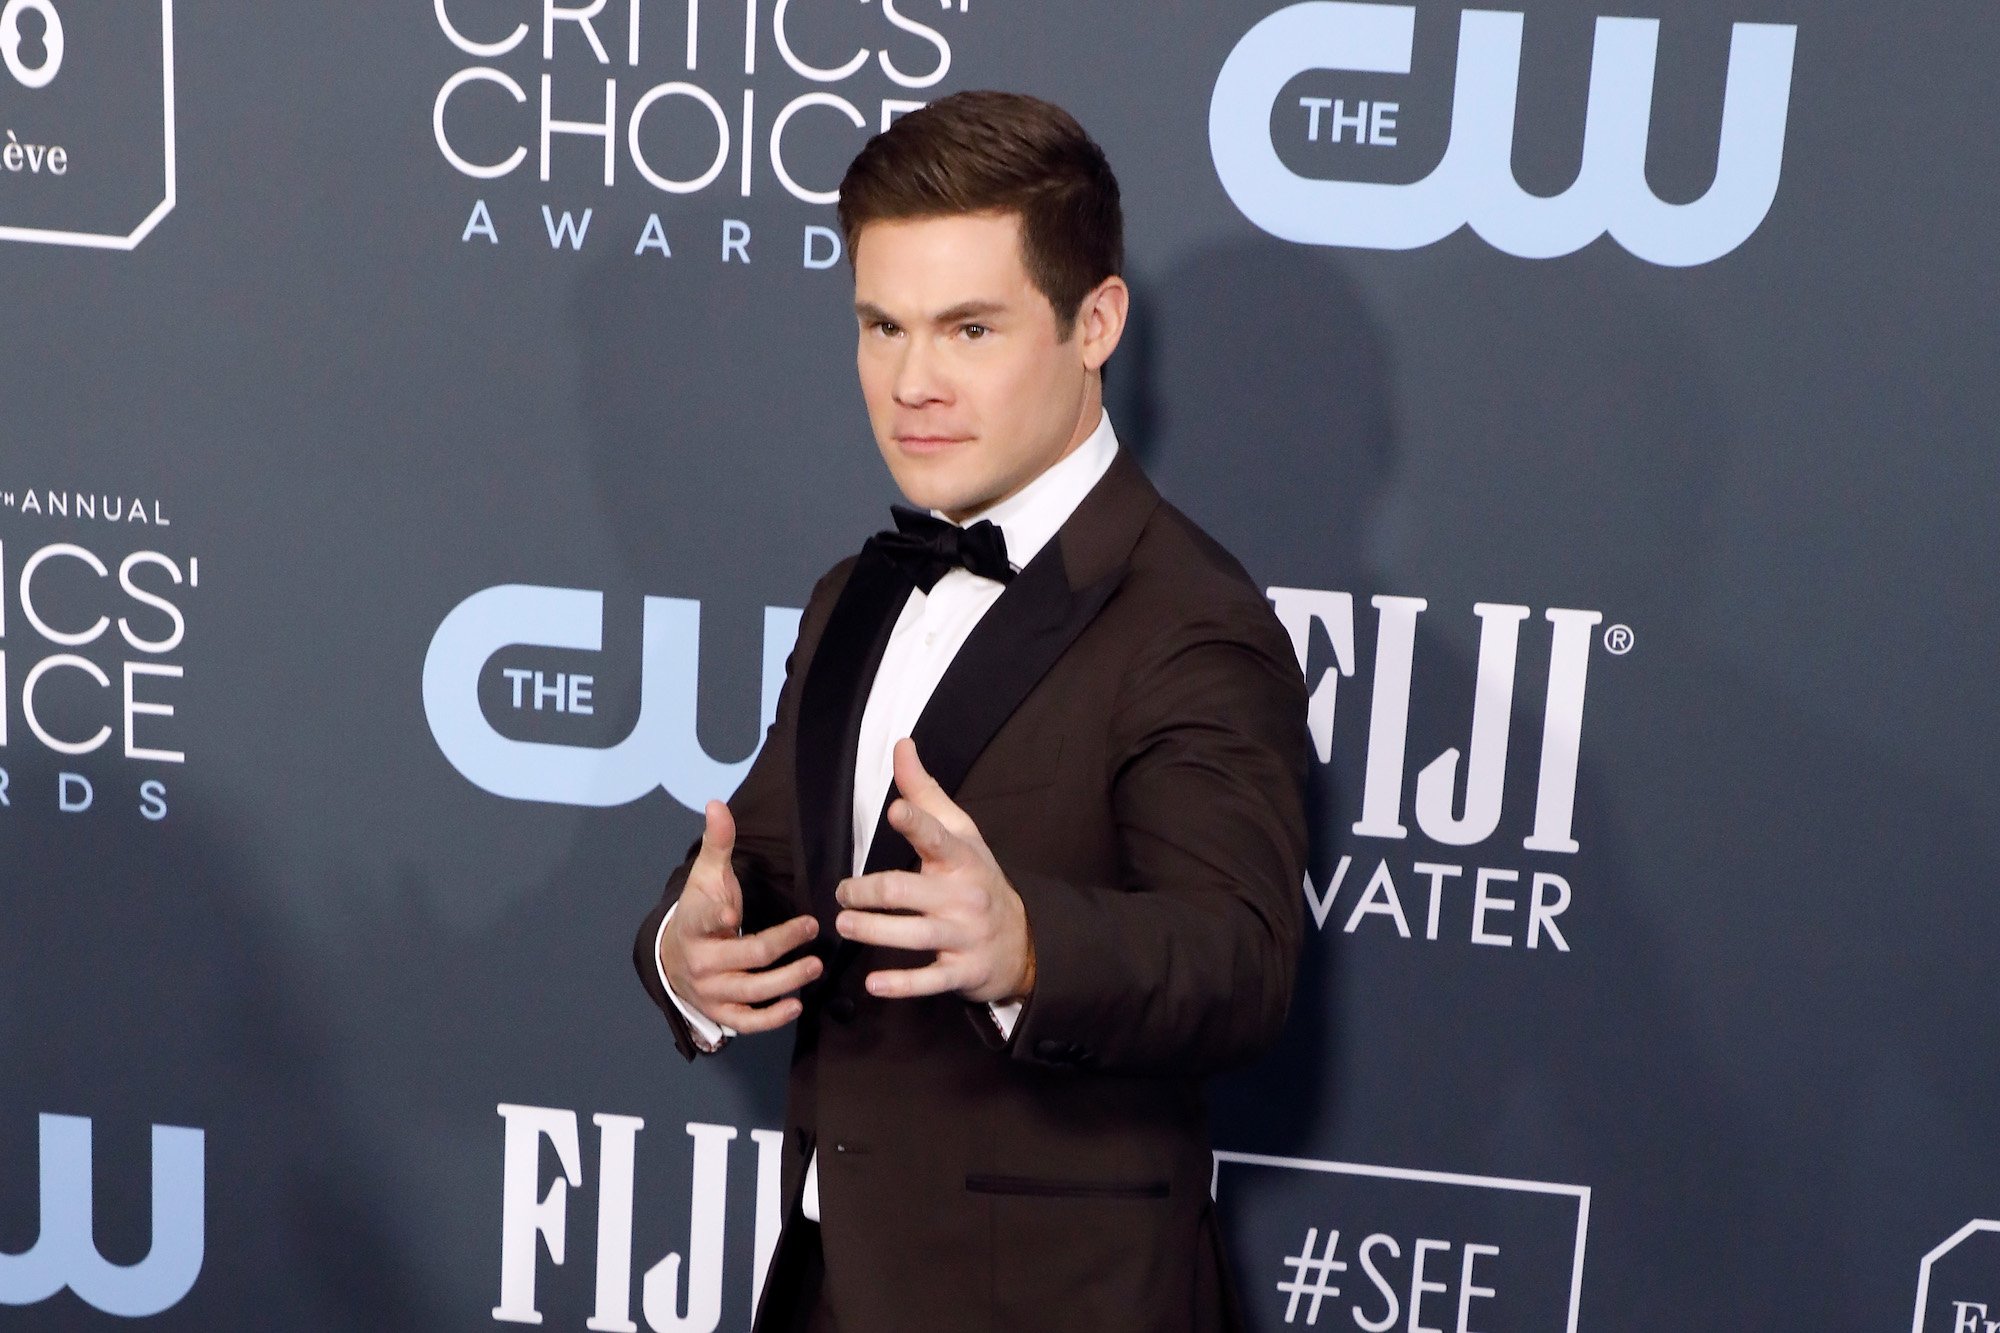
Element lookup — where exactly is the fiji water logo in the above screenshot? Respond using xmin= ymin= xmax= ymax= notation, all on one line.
xmin=422 ymin=584 xmax=801 ymax=808
xmin=492 ymin=1103 xmax=784 ymax=1330
xmin=1268 ymin=588 xmax=1636 ymax=953
xmin=1209 ymin=2 xmax=1798 ymax=265
xmin=0 ymin=1114 xmax=205 ymax=1317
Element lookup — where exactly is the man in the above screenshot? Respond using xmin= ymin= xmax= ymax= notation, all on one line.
xmin=634 ymin=91 xmax=1308 ymax=1332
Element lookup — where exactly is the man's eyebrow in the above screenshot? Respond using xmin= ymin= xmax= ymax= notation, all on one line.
xmin=853 ymin=300 xmax=1009 ymax=324
xmin=933 ymin=300 xmax=1007 ymax=324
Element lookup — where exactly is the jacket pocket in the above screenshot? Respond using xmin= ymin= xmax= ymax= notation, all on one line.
xmin=965 ymin=1172 xmax=1170 ymax=1200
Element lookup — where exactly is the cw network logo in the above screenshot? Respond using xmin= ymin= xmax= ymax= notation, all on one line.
xmin=0 ymin=0 xmax=178 ymax=249
xmin=423 ymin=584 xmax=800 ymax=809
xmin=1209 ymin=2 xmax=1798 ymax=265
xmin=0 ymin=1113 xmax=205 ymax=1317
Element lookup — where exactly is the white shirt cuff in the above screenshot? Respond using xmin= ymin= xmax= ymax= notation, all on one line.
xmin=989 ymin=999 xmax=1022 ymax=1040
xmin=655 ymin=904 xmax=735 ymax=1051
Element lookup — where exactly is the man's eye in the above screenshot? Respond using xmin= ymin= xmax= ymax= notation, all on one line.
xmin=872 ymin=321 xmax=901 ymax=337
xmin=961 ymin=324 xmax=989 ymax=340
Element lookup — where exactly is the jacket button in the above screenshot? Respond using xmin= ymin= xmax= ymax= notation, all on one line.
xmin=826 ymin=995 xmax=857 ymax=1023
xmin=1034 ymin=1038 xmax=1070 ymax=1062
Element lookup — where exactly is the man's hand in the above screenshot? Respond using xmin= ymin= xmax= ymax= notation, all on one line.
xmin=657 ymin=800 xmax=822 ymax=1034
xmin=835 ymin=737 xmax=1036 ymax=1004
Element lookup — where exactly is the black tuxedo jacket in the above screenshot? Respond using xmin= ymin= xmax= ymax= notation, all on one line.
xmin=634 ymin=449 xmax=1309 ymax=1332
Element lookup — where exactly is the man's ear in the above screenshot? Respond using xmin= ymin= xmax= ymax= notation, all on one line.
xmin=1076 ymin=275 xmax=1130 ymax=372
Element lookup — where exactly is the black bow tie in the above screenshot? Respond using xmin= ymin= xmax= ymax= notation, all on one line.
xmin=866 ymin=504 xmax=1015 ymax=592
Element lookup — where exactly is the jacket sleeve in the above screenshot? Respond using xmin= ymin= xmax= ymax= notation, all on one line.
xmin=1004 ymin=589 xmax=1309 ymax=1078
xmin=631 ymin=562 xmax=846 ymax=1060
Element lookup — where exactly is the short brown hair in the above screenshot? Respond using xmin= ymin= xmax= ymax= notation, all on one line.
xmin=837 ymin=91 xmax=1123 ymax=338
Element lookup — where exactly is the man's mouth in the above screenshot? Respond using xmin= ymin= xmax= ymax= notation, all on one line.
xmin=895 ymin=434 xmax=972 ymax=453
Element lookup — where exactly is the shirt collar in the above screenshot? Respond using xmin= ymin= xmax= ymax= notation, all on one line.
xmin=933 ymin=409 xmax=1120 ymax=572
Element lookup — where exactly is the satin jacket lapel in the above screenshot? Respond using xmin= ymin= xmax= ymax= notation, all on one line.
xmin=796 ymin=548 xmax=911 ymax=945
xmin=857 ymin=450 xmax=1162 ymax=878
xmin=860 ymin=540 xmax=1124 ymax=877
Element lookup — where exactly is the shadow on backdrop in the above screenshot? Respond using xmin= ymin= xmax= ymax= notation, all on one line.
xmin=1106 ymin=238 xmax=1930 ymax=1328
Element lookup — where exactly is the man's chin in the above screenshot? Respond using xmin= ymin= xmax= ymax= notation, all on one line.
xmin=889 ymin=471 xmax=994 ymax=520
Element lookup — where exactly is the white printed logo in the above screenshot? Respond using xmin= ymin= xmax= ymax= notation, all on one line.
xmin=1268 ymin=588 xmax=1615 ymax=952
xmin=0 ymin=529 xmax=196 ymax=824
xmin=1913 ymin=1220 xmax=2000 ymax=1333
xmin=1210 ymin=2 xmax=1797 ymax=265
xmin=422 ymin=584 xmax=800 ymax=809
xmin=1215 ymin=1150 xmax=1589 ymax=1331
xmin=1 ymin=0 xmax=63 ymax=89
xmin=0 ymin=0 xmax=177 ymax=249
xmin=493 ymin=1103 xmax=782 ymax=1330
xmin=433 ymin=0 xmax=982 ymax=263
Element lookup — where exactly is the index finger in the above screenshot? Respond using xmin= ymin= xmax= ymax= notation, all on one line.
xmin=864 ymin=959 xmax=962 ymax=1000
xmin=836 ymin=870 xmax=940 ymax=914
xmin=705 ymin=914 xmax=821 ymax=973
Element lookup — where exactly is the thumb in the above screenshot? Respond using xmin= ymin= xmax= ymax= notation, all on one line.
xmin=685 ymin=800 xmax=742 ymax=934
xmin=697 ymin=799 xmax=737 ymax=866
xmin=892 ymin=738 xmax=969 ymax=843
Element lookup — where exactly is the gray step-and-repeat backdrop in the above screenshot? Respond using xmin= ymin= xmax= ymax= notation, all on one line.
xmin=3 ymin=2 xmax=1995 ymax=1328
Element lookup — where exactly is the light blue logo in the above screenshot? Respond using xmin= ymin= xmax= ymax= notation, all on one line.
xmin=422 ymin=584 xmax=802 ymax=809
xmin=0 ymin=1114 xmax=205 ymax=1317
xmin=1209 ymin=2 xmax=1797 ymax=266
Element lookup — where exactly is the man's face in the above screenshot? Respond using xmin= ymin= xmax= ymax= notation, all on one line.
xmin=852 ymin=212 xmax=1094 ymax=521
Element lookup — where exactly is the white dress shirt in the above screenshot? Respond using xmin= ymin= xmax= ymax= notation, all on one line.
xmin=657 ymin=409 xmax=1120 ymax=1222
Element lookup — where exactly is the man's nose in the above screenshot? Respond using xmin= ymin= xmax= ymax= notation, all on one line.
xmin=893 ymin=337 xmax=948 ymax=408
